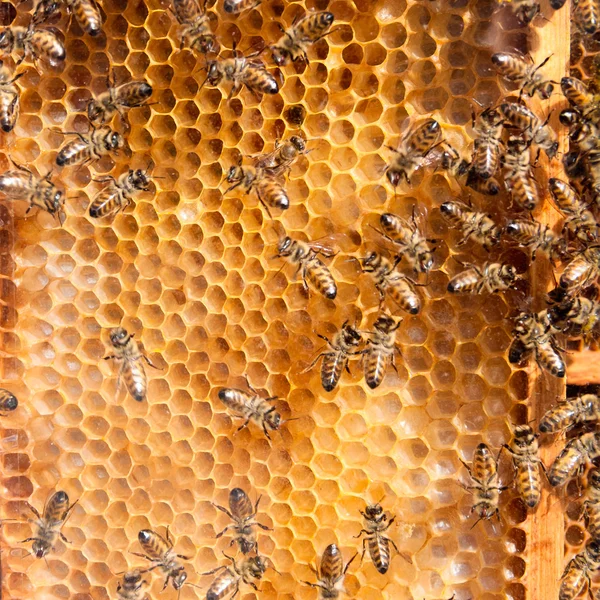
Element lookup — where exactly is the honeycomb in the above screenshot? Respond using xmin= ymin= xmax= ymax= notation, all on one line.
xmin=0 ymin=0 xmax=573 ymax=599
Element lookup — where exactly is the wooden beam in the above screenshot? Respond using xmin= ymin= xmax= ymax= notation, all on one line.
xmin=566 ymin=351 xmax=600 ymax=385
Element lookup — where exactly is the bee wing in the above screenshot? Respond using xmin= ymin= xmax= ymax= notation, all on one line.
xmin=305 ymin=231 xmax=361 ymax=254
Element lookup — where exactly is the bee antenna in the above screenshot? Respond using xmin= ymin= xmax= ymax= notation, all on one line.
xmin=198 ymin=74 xmax=210 ymax=91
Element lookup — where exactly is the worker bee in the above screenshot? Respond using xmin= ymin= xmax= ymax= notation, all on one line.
xmin=37 ymin=0 xmax=102 ymax=36
xmin=385 ymin=118 xmax=441 ymax=187
xmin=460 ymin=443 xmax=505 ymax=525
xmin=561 ymin=76 xmax=600 ymax=122
xmin=132 ymin=529 xmax=189 ymax=591
xmin=223 ymin=0 xmax=261 ymax=14
xmin=0 ymin=160 xmax=64 ymax=223
xmin=213 ymin=488 xmax=271 ymax=554
xmin=376 ymin=211 xmax=434 ymax=273
xmin=103 ymin=327 xmax=157 ymax=402
xmin=116 ymin=570 xmax=149 ymax=600
xmin=549 ymin=178 xmax=599 ymax=242
xmin=509 ymin=311 xmax=565 ymax=377
xmin=0 ymin=3 xmax=66 ymax=67
xmin=0 ymin=63 xmax=23 ymax=133
xmin=505 ymin=219 xmax=567 ymax=262
xmin=224 ymin=161 xmax=288 ymax=218
xmin=217 ymin=381 xmax=287 ymax=440
xmin=56 ymin=125 xmax=124 ymax=167
xmin=355 ymin=503 xmax=411 ymax=574
xmin=255 ymin=135 xmax=308 ymax=175
xmin=447 ymin=262 xmax=518 ymax=294
xmin=492 ymin=52 xmax=553 ymax=99
xmin=172 ymin=0 xmax=216 ymax=53
xmin=503 ymin=137 xmax=539 ymax=211
xmin=439 ymin=200 xmax=501 ymax=251
xmin=270 ymin=11 xmax=335 ymax=65
xmin=539 ymin=394 xmax=600 ymax=433
xmin=502 ymin=425 xmax=543 ymax=508
xmin=275 ymin=236 xmax=337 ymax=300
xmin=88 ymin=169 xmax=151 ymax=219
xmin=20 ymin=490 xmax=78 ymax=558
xmin=583 ymin=469 xmax=600 ymax=539
xmin=361 ymin=251 xmax=422 ymax=314
xmin=560 ymin=539 xmax=600 ymax=600
xmin=0 ymin=388 xmax=17 ymax=415
xmin=362 ymin=313 xmax=402 ymax=390
xmin=470 ymin=107 xmax=504 ymax=180
xmin=203 ymin=553 xmax=275 ymax=600
xmin=88 ymin=75 xmax=153 ymax=124
xmin=559 ymin=246 xmax=600 ymax=291
xmin=303 ymin=322 xmax=363 ymax=392
xmin=499 ymin=102 xmax=558 ymax=159
xmin=576 ymin=0 xmax=600 ymax=34
xmin=547 ymin=295 xmax=600 ymax=340
xmin=439 ymin=144 xmax=501 ymax=196
xmin=501 ymin=0 xmax=540 ymax=24
xmin=204 ymin=53 xmax=278 ymax=99
xmin=548 ymin=431 xmax=600 ymax=486
xmin=301 ymin=544 xmax=356 ymax=600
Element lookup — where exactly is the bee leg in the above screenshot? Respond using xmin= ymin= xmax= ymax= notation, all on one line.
xmin=26 ymin=502 xmax=42 ymax=520
xmin=299 ymin=350 xmax=327 ymax=375
xmin=236 ymin=418 xmax=251 ymax=433
xmin=103 ymin=355 xmax=116 ymax=360
xmin=255 ymin=188 xmax=274 ymax=219
xmin=18 ymin=536 xmax=38 ymax=544
xmin=256 ymin=522 xmax=272 ymax=531
xmin=142 ymin=354 xmax=159 ymax=370
xmin=201 ymin=564 xmax=229 ymax=576
xmin=160 ymin=574 xmax=171 ymax=591
xmin=213 ymin=502 xmax=235 ymax=520
xmin=262 ymin=421 xmax=272 ymax=440
xmin=59 ymin=532 xmax=71 ymax=544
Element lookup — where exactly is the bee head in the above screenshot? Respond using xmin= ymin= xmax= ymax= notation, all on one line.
xmin=505 ymin=265 xmax=517 ymax=281
xmin=226 ymin=165 xmax=242 ymax=183
xmin=87 ymin=100 xmax=105 ymax=123
xmin=361 ymin=251 xmax=378 ymax=272
xmin=373 ymin=314 xmax=396 ymax=333
xmin=0 ymin=29 xmax=14 ymax=51
xmin=122 ymin=571 xmax=142 ymax=586
xmin=417 ymin=252 xmax=433 ymax=273
xmin=386 ymin=170 xmax=401 ymax=187
xmin=588 ymin=539 xmax=600 ymax=559
xmin=206 ymin=61 xmax=222 ymax=85
xmin=2 ymin=392 xmax=17 ymax=411
xmin=172 ymin=568 xmax=187 ymax=590
xmin=277 ymin=236 xmax=293 ymax=256
xmin=590 ymin=469 xmax=600 ymax=489
xmin=239 ymin=538 xmax=256 ymax=553
xmin=109 ymin=327 xmax=130 ymax=347
xmin=271 ymin=47 xmax=288 ymax=67
xmin=364 ymin=503 xmax=383 ymax=519
xmin=249 ymin=555 xmax=271 ymax=577
xmin=32 ymin=539 xmax=49 ymax=559
xmin=266 ymin=410 xmax=282 ymax=431
xmin=110 ymin=131 xmax=124 ymax=151
xmin=290 ymin=135 xmax=306 ymax=152
xmin=513 ymin=424 xmax=533 ymax=443
xmin=223 ymin=0 xmax=236 ymax=13
xmin=198 ymin=35 xmax=217 ymax=55
xmin=130 ymin=169 xmax=151 ymax=191
xmin=341 ymin=322 xmax=361 ymax=345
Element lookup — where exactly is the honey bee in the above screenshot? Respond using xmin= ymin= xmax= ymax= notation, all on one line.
xmin=303 ymin=321 xmax=363 ymax=392
xmin=547 ymin=295 xmax=600 ymax=340
xmin=499 ymin=101 xmax=558 ymax=159
xmin=439 ymin=200 xmax=501 ymax=251
xmin=439 ymin=144 xmax=500 ymax=196
xmin=502 ymin=0 xmax=540 ymax=24
xmin=502 ymin=425 xmax=543 ymax=508
xmin=363 ymin=313 xmax=402 ymax=390
xmin=576 ymin=0 xmax=600 ymax=34
xmin=116 ymin=570 xmax=149 ymax=600
xmin=561 ymin=76 xmax=600 ymax=122
xmin=447 ymin=262 xmax=518 ymax=294
xmin=217 ymin=381 xmax=286 ymax=440
xmin=0 ymin=3 xmax=65 ymax=67
xmin=56 ymin=125 xmax=124 ymax=167
xmin=204 ymin=53 xmax=278 ymax=99
xmin=89 ymin=169 xmax=151 ymax=219
xmin=0 ymin=64 xmax=23 ymax=133
xmin=583 ymin=468 xmax=600 ymax=539
xmin=103 ymin=327 xmax=157 ymax=402
xmin=224 ymin=161 xmax=288 ymax=218
xmin=548 ymin=431 xmax=600 ymax=486
xmin=132 ymin=529 xmax=189 ymax=590
xmin=301 ymin=544 xmax=356 ymax=600
xmin=385 ymin=118 xmax=441 ymax=187
xmin=559 ymin=540 xmax=600 ymax=600
xmin=509 ymin=311 xmax=565 ymax=377
xmin=492 ymin=52 xmax=553 ymax=99
xmin=539 ymin=394 xmax=600 ymax=433
xmin=505 ymin=219 xmax=567 ymax=262
xmin=275 ymin=235 xmax=337 ymax=300
xmin=0 ymin=388 xmax=17 ymax=415
xmin=223 ymin=0 xmax=261 ymax=14
xmin=503 ymin=136 xmax=539 ymax=211
xmin=255 ymin=135 xmax=308 ymax=175
xmin=270 ymin=11 xmax=335 ymax=66
xmin=559 ymin=246 xmax=600 ymax=291
xmin=470 ymin=107 xmax=504 ymax=180
xmin=20 ymin=490 xmax=77 ymax=558
xmin=354 ymin=503 xmax=412 ymax=574
xmin=376 ymin=211 xmax=434 ymax=273
xmin=172 ymin=0 xmax=216 ymax=53
xmin=0 ymin=160 xmax=64 ymax=223
xmin=361 ymin=251 xmax=422 ymax=315
xmin=203 ymin=553 xmax=275 ymax=600
xmin=549 ymin=177 xmax=599 ymax=242
xmin=213 ymin=488 xmax=271 ymax=554
xmin=460 ymin=443 xmax=505 ymax=525
xmin=88 ymin=75 xmax=153 ymax=124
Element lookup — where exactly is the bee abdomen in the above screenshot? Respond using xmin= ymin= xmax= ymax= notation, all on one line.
xmin=126 ymin=362 xmax=147 ymax=402
xmin=321 ymin=353 xmax=344 ymax=392
xmin=89 ymin=192 xmax=119 ymax=218
xmin=548 ymin=448 xmax=582 ymax=486
xmin=31 ymin=30 xmax=66 ymax=62
xmin=517 ymin=464 xmax=541 ymax=508
xmin=258 ymin=180 xmax=289 ymax=210
xmin=539 ymin=404 xmax=577 ymax=432
xmin=306 ymin=261 xmax=337 ymax=299
xmin=246 ymin=68 xmax=278 ymax=94
xmin=365 ymin=351 xmax=386 ymax=389
xmin=369 ymin=535 xmax=390 ymax=574
xmin=56 ymin=140 xmax=89 ymax=167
